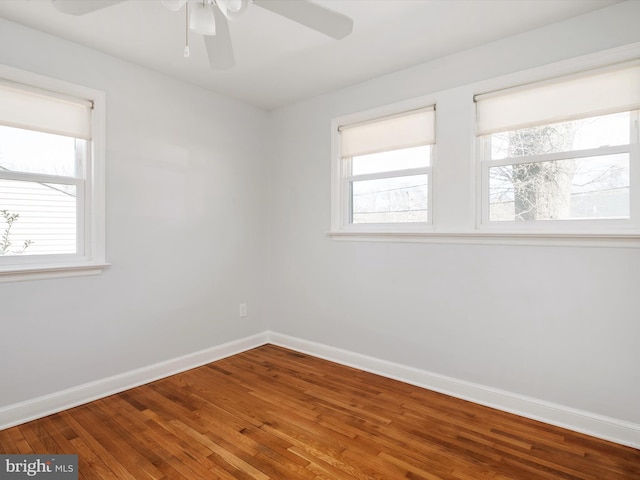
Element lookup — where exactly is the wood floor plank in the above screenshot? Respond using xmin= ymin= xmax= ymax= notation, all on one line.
xmin=0 ymin=429 xmax=19 ymax=454
xmin=0 ymin=344 xmax=638 ymax=479
xmin=6 ymin=427 xmax=31 ymax=454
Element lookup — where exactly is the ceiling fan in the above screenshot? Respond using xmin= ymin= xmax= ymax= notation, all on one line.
xmin=51 ymin=0 xmax=354 ymax=70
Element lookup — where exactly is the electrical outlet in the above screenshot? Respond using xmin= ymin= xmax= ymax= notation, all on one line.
xmin=239 ymin=303 xmax=247 ymax=317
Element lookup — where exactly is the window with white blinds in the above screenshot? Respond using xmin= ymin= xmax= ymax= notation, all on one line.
xmin=476 ymin=62 xmax=640 ymax=227
xmin=0 ymin=65 xmax=105 ymax=279
xmin=336 ymin=106 xmax=435 ymax=227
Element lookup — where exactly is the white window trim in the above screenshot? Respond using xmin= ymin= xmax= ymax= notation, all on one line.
xmin=0 ymin=65 xmax=108 ymax=282
xmin=329 ymin=41 xmax=640 ymax=247
xmin=331 ymin=97 xmax=437 ymax=235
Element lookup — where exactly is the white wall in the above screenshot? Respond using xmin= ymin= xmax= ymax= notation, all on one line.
xmin=0 ymin=19 xmax=269 ymax=407
xmin=267 ymin=0 xmax=640 ymax=426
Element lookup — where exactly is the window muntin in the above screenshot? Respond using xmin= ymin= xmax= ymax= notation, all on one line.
xmin=337 ymin=106 xmax=435 ymax=228
xmin=0 ymin=67 xmax=104 ymax=277
xmin=477 ymin=63 xmax=640 ymax=227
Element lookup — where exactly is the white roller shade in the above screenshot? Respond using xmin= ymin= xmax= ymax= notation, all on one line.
xmin=0 ymin=81 xmax=92 ymax=139
xmin=340 ymin=106 xmax=435 ymax=158
xmin=476 ymin=63 xmax=640 ymax=136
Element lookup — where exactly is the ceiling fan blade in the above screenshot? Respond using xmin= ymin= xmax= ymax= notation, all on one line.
xmin=203 ymin=7 xmax=235 ymax=70
xmin=252 ymin=0 xmax=353 ymax=39
xmin=52 ymin=0 xmax=126 ymax=15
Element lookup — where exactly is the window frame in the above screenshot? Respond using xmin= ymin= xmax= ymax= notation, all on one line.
xmin=331 ymin=99 xmax=437 ymax=235
xmin=477 ymin=115 xmax=640 ymax=232
xmin=345 ymin=151 xmax=432 ymax=226
xmin=0 ymin=64 xmax=107 ymax=282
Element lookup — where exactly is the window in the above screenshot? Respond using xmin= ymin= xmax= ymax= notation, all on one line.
xmin=330 ymin=45 xmax=640 ymax=246
xmin=0 ymin=66 xmax=106 ymax=281
xmin=476 ymin=63 xmax=640 ymax=230
xmin=333 ymin=106 xmax=435 ymax=231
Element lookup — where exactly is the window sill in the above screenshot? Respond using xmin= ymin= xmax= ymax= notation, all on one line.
xmin=328 ymin=231 xmax=640 ymax=248
xmin=0 ymin=262 xmax=110 ymax=283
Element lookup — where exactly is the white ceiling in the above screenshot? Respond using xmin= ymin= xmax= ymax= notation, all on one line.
xmin=0 ymin=0 xmax=621 ymax=110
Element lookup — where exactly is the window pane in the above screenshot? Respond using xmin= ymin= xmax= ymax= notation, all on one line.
xmin=490 ymin=112 xmax=631 ymax=160
xmin=0 ymin=125 xmax=78 ymax=177
xmin=489 ymin=154 xmax=629 ymax=221
xmin=352 ymin=145 xmax=430 ymax=176
xmin=0 ymin=179 xmax=77 ymax=255
xmin=352 ymin=174 xmax=427 ymax=223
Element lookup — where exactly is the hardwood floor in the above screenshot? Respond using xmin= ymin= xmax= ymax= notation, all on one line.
xmin=1 ymin=344 xmax=638 ymax=479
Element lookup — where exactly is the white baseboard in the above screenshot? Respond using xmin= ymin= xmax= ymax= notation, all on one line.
xmin=0 ymin=332 xmax=269 ymax=431
xmin=265 ymin=331 xmax=640 ymax=449
xmin=2 ymin=330 xmax=638 ymax=450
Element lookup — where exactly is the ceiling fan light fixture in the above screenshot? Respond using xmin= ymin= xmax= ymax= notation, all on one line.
xmin=190 ymin=2 xmax=216 ymax=35
xmin=216 ymin=0 xmax=247 ymax=19
xmin=161 ymin=0 xmax=187 ymax=12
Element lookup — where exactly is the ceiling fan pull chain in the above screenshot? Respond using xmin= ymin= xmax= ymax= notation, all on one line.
xmin=184 ymin=1 xmax=190 ymax=58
